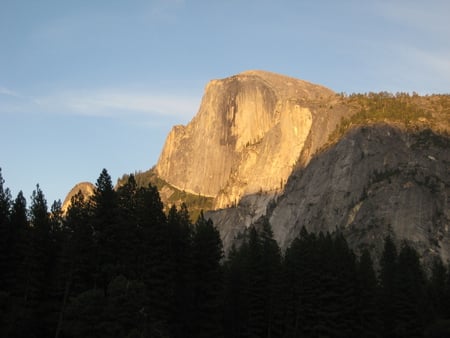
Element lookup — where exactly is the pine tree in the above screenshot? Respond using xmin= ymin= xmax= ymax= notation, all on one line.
xmin=379 ymin=234 xmax=398 ymax=338
xmin=312 ymin=232 xmax=358 ymax=337
xmin=65 ymin=191 xmax=96 ymax=293
xmin=135 ymin=184 xmax=171 ymax=336
xmin=47 ymin=199 xmax=67 ymax=338
xmin=167 ymin=204 xmax=194 ymax=338
xmin=116 ymin=174 xmax=141 ymax=279
xmin=56 ymin=191 xmax=95 ymax=338
xmin=356 ymin=249 xmax=380 ymax=337
xmin=117 ymin=174 xmax=138 ymax=215
xmin=258 ymin=218 xmax=284 ymax=338
xmin=0 ymin=168 xmax=12 ymax=291
xmin=246 ymin=226 xmax=266 ymax=338
xmin=191 ymin=212 xmax=224 ymax=338
xmin=91 ymin=168 xmax=119 ymax=290
xmin=394 ymin=242 xmax=427 ymax=337
xmin=93 ymin=169 xmax=116 ymax=214
xmin=283 ymin=227 xmax=320 ymax=337
xmin=333 ymin=232 xmax=359 ymax=337
xmin=9 ymin=191 xmax=29 ymax=304
xmin=26 ymin=185 xmax=58 ymax=336
xmin=223 ymin=241 xmax=250 ymax=338
xmin=0 ymin=169 xmax=13 ymax=336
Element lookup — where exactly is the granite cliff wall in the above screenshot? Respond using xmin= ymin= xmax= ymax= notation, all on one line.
xmin=156 ymin=70 xmax=344 ymax=208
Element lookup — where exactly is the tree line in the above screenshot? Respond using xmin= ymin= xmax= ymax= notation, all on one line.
xmin=1 ymin=168 xmax=450 ymax=337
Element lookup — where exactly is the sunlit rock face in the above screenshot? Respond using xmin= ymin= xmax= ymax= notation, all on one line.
xmin=62 ymin=182 xmax=95 ymax=213
xmin=156 ymin=70 xmax=343 ymax=209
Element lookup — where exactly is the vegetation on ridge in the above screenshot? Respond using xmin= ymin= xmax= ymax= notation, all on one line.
xmin=118 ymin=168 xmax=214 ymax=220
xmin=327 ymin=92 xmax=450 ymax=145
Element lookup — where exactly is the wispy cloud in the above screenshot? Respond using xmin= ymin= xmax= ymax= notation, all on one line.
xmin=37 ymin=89 xmax=198 ymax=117
xmin=0 ymin=88 xmax=199 ymax=119
xmin=0 ymin=86 xmax=20 ymax=97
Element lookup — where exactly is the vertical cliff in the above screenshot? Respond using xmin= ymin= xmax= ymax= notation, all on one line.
xmin=156 ymin=70 xmax=345 ymax=208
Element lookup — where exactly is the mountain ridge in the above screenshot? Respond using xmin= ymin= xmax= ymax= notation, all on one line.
xmin=155 ymin=70 xmax=347 ymax=209
xmin=62 ymin=70 xmax=450 ymax=263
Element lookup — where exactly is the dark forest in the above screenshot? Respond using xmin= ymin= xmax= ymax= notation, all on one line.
xmin=1 ymin=168 xmax=450 ymax=337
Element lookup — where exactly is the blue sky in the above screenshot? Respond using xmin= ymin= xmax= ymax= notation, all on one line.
xmin=1 ymin=0 xmax=449 ymax=205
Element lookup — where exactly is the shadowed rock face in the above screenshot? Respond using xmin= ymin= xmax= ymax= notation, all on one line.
xmin=155 ymin=70 xmax=342 ymax=208
xmin=268 ymin=125 xmax=450 ymax=264
xmin=207 ymin=124 xmax=450 ymax=264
